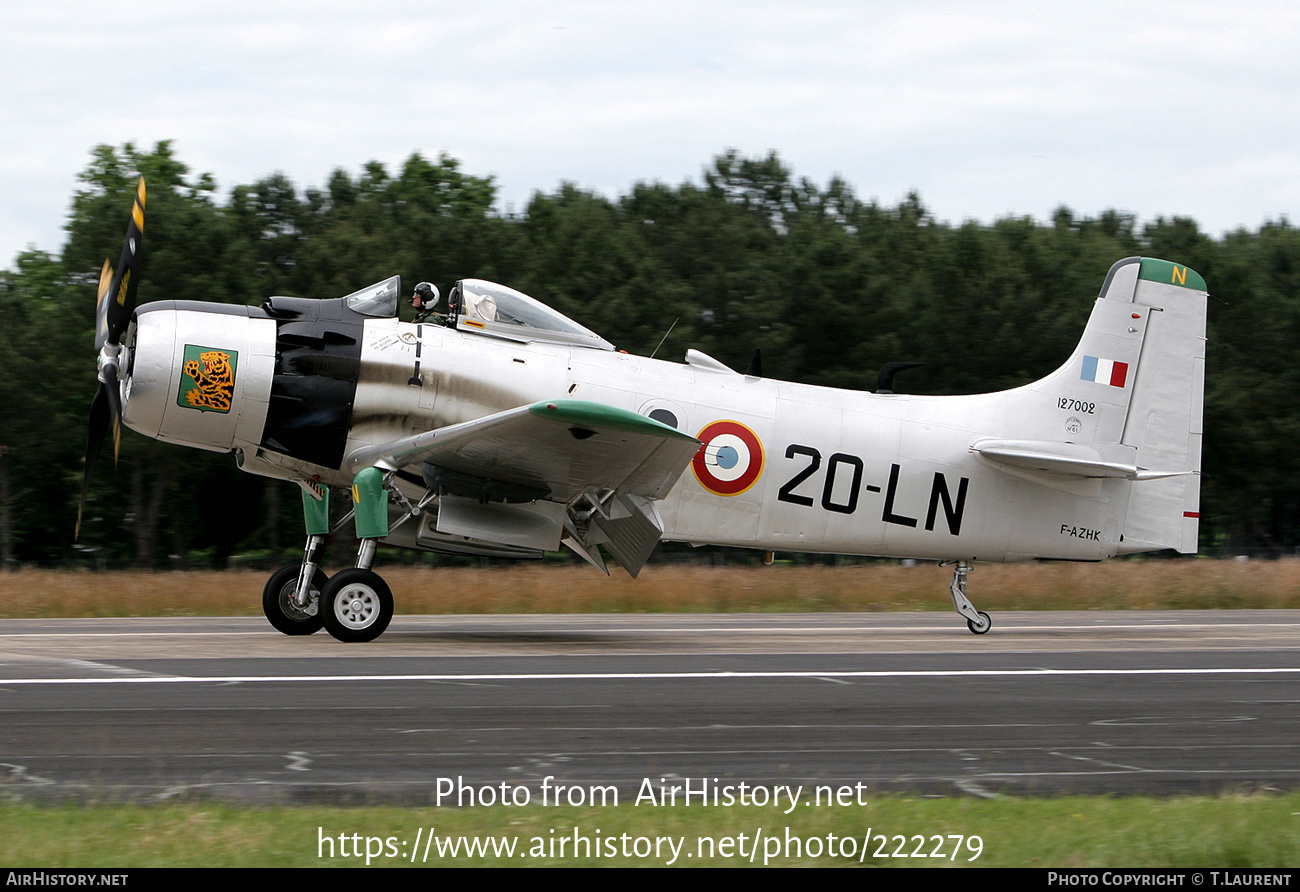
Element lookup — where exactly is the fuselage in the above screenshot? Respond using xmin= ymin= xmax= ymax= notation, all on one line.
xmin=117 ymin=263 xmax=1189 ymax=567
xmin=122 ymin=298 xmax=1125 ymax=565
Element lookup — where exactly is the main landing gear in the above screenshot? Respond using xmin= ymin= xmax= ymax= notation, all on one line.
xmin=319 ymin=540 xmax=393 ymax=643
xmin=261 ymin=468 xmax=408 ymax=643
xmin=947 ymin=560 xmax=992 ymax=635
xmin=264 ymin=542 xmax=395 ymax=643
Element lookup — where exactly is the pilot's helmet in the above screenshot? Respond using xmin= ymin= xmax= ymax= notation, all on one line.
xmin=413 ymin=281 xmax=439 ymax=307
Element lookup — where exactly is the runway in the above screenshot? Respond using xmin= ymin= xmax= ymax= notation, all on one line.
xmin=1 ymin=611 xmax=1297 ymax=802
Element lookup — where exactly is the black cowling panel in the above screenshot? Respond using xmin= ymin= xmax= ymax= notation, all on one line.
xmin=260 ymin=296 xmax=364 ymax=470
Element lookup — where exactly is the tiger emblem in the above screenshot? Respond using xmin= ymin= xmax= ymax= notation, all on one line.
xmin=178 ymin=346 xmax=238 ymax=413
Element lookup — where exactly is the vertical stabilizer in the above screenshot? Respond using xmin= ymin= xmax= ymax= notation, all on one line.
xmin=992 ymin=257 xmax=1207 ymax=555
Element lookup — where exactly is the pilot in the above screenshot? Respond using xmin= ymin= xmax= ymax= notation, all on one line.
xmin=411 ymin=282 xmax=440 ymax=322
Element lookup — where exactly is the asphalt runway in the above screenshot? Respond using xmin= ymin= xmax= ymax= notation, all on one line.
xmin=0 ymin=611 xmax=1297 ymax=803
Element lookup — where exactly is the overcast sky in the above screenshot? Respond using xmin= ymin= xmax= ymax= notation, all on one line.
xmin=3 ymin=0 xmax=1298 ymax=271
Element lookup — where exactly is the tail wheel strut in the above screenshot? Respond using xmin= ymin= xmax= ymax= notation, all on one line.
xmin=948 ymin=561 xmax=992 ymax=635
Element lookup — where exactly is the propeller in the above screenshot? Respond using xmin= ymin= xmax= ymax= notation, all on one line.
xmin=76 ymin=178 xmax=146 ymax=540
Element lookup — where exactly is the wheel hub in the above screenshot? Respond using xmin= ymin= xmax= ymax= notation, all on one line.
xmin=280 ymin=585 xmax=318 ymax=619
xmin=337 ymin=587 xmax=377 ymax=628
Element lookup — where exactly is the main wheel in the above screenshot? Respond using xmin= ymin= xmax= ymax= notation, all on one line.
xmin=262 ymin=566 xmax=328 ymax=636
xmin=321 ymin=569 xmax=394 ymax=643
xmin=966 ymin=611 xmax=992 ymax=635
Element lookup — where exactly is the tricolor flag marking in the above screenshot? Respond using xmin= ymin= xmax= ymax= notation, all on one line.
xmin=1081 ymin=355 xmax=1129 ymax=388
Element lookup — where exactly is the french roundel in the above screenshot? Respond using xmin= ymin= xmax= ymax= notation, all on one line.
xmin=692 ymin=420 xmax=765 ymax=496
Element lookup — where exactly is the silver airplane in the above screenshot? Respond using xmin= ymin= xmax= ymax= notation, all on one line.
xmin=80 ymin=179 xmax=1206 ymax=641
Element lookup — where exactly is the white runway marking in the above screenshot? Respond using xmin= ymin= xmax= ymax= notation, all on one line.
xmin=1 ymin=666 xmax=1298 ymax=685
xmin=0 ymin=763 xmax=54 ymax=785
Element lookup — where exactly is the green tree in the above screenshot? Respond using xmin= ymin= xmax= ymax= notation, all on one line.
xmin=0 ymin=251 xmax=85 ymax=565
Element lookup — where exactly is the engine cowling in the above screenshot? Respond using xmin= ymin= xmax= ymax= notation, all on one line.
xmin=122 ymin=302 xmax=276 ymax=455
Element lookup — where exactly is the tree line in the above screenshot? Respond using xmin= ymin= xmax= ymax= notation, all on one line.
xmin=1 ymin=141 xmax=1296 ymax=568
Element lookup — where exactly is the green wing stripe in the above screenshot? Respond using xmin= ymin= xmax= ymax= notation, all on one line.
xmin=1139 ymin=257 xmax=1207 ymax=291
xmin=529 ymin=400 xmax=698 ymax=441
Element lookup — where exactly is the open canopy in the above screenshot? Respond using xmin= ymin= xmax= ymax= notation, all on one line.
xmin=449 ymin=279 xmax=614 ymax=350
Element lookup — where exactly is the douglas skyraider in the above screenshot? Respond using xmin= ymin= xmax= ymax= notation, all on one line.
xmin=80 ymin=179 xmax=1206 ymax=641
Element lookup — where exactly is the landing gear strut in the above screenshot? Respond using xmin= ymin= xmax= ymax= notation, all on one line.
xmin=263 ymin=529 xmax=331 ymax=635
xmin=316 ymin=468 xmax=396 ymax=642
xmin=947 ymin=560 xmax=992 ymax=634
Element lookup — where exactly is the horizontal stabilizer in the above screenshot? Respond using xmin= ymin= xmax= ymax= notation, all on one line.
xmin=973 ymin=439 xmax=1191 ymax=481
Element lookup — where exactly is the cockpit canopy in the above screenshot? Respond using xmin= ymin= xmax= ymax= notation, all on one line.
xmin=317 ymin=275 xmax=614 ymax=351
xmin=449 ymin=279 xmax=614 ymax=351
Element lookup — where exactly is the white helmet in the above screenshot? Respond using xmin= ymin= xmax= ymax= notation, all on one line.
xmin=413 ymin=281 xmax=439 ymax=307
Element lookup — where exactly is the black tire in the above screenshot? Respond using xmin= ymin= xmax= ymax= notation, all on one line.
xmin=967 ymin=611 xmax=992 ymax=635
xmin=262 ymin=566 xmax=328 ymax=636
xmin=321 ymin=568 xmax=394 ymax=643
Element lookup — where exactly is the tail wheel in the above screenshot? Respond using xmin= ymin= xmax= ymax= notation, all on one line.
xmin=262 ymin=566 xmax=327 ymax=636
xmin=321 ymin=569 xmax=393 ymax=643
xmin=967 ymin=611 xmax=992 ymax=635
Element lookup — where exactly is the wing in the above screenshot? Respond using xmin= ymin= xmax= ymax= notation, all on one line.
xmin=346 ymin=399 xmax=699 ymax=501
xmin=345 ymin=400 xmax=701 ymax=576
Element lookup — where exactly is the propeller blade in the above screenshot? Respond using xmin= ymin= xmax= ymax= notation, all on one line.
xmin=99 ymin=357 xmax=123 ymax=463
xmin=95 ymin=178 xmax=146 ymax=351
xmin=80 ymin=177 xmax=145 ymax=540
xmin=93 ymin=259 xmax=113 ymax=352
xmin=75 ymin=384 xmax=112 ymax=541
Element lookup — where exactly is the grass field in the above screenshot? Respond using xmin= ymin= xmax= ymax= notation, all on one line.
xmin=2 ymin=557 xmax=1299 ymax=617
xmin=2 ymin=795 xmax=1298 ymax=867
